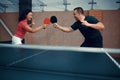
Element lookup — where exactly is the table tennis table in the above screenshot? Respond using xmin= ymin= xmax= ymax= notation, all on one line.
xmin=0 ymin=44 xmax=120 ymax=80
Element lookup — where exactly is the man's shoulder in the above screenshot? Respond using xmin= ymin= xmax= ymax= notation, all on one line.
xmin=85 ymin=15 xmax=96 ymax=19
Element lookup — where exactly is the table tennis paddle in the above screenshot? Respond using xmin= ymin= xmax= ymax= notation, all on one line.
xmin=50 ymin=16 xmax=57 ymax=23
xmin=43 ymin=18 xmax=50 ymax=25
xmin=43 ymin=18 xmax=50 ymax=29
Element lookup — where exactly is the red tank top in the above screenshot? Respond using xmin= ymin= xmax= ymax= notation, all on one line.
xmin=14 ymin=20 xmax=28 ymax=39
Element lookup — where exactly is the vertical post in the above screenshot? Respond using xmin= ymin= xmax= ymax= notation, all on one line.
xmin=40 ymin=3 xmax=47 ymax=12
xmin=88 ymin=0 xmax=97 ymax=10
xmin=38 ymin=0 xmax=47 ymax=12
xmin=116 ymin=0 xmax=120 ymax=10
xmin=63 ymin=0 xmax=71 ymax=11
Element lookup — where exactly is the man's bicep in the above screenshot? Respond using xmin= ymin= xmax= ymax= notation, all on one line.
xmin=62 ymin=27 xmax=74 ymax=33
xmin=68 ymin=27 xmax=75 ymax=32
xmin=71 ymin=21 xmax=80 ymax=31
xmin=90 ymin=16 xmax=99 ymax=23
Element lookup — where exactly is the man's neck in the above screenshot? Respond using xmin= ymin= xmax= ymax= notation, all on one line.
xmin=80 ymin=14 xmax=85 ymax=22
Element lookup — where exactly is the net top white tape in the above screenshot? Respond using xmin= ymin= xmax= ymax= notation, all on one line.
xmin=0 ymin=44 xmax=120 ymax=54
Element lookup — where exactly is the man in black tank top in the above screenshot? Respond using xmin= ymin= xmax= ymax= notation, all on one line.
xmin=53 ymin=7 xmax=105 ymax=48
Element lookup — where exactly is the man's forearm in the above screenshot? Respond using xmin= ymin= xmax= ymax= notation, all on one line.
xmin=88 ymin=22 xmax=105 ymax=30
xmin=53 ymin=23 xmax=74 ymax=32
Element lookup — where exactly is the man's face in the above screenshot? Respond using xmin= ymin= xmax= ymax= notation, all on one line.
xmin=73 ymin=10 xmax=80 ymax=21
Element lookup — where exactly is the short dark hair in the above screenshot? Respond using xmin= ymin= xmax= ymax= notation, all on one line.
xmin=19 ymin=9 xmax=32 ymax=22
xmin=74 ymin=7 xmax=84 ymax=14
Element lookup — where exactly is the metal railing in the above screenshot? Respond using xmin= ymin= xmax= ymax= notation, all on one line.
xmin=0 ymin=18 xmax=13 ymax=37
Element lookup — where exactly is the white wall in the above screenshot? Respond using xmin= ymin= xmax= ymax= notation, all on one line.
xmin=32 ymin=0 xmax=120 ymax=12
xmin=0 ymin=0 xmax=19 ymax=12
xmin=0 ymin=0 xmax=119 ymax=12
